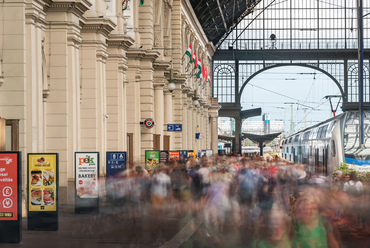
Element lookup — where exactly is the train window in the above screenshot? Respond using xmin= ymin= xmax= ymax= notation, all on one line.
xmin=288 ymin=137 xmax=292 ymax=143
xmin=331 ymin=140 xmax=336 ymax=157
xmin=303 ymin=131 xmax=311 ymax=140
xmin=294 ymin=135 xmax=299 ymax=142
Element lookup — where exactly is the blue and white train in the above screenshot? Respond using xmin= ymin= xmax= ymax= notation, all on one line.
xmin=281 ymin=111 xmax=370 ymax=176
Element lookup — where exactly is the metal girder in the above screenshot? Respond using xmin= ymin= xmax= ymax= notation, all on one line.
xmin=240 ymin=108 xmax=262 ymax=120
xmin=214 ymin=49 xmax=370 ymax=61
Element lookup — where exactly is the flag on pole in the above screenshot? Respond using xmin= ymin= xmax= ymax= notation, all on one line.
xmin=182 ymin=44 xmax=192 ymax=60
xmin=207 ymin=73 xmax=212 ymax=86
xmin=196 ymin=58 xmax=203 ymax=78
xmin=194 ymin=52 xmax=198 ymax=69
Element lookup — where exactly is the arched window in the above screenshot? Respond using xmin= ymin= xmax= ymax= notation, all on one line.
xmin=214 ymin=64 xmax=235 ymax=103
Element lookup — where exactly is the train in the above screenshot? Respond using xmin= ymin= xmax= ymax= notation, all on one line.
xmin=281 ymin=110 xmax=370 ymax=176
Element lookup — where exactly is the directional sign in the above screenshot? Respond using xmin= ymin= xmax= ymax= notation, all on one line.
xmin=167 ymin=124 xmax=174 ymax=131
xmin=174 ymin=124 xmax=182 ymax=132
xmin=167 ymin=124 xmax=182 ymax=132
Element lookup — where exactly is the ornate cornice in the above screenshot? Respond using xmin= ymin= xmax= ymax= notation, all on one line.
xmin=107 ymin=34 xmax=135 ymax=51
xmin=82 ymin=18 xmax=116 ymax=37
xmin=142 ymin=50 xmax=160 ymax=63
xmin=126 ymin=48 xmax=146 ymax=61
xmin=48 ymin=0 xmax=92 ymax=18
xmin=154 ymin=61 xmax=171 ymax=71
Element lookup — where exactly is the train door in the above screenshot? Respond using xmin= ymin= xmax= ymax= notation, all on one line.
xmin=323 ymin=146 xmax=328 ymax=176
xmin=315 ymin=148 xmax=319 ymax=174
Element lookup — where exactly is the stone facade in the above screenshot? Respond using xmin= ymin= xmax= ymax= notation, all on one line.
xmin=0 ymin=0 xmax=219 ymax=205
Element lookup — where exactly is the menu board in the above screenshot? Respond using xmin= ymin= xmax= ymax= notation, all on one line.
xmin=75 ymin=153 xmax=99 ymax=199
xmin=106 ymin=152 xmax=126 ymax=177
xmin=28 ymin=154 xmax=57 ymax=212
xmin=0 ymin=153 xmax=18 ymax=220
xmin=169 ymin=151 xmax=180 ymax=161
xmin=145 ymin=151 xmax=159 ymax=169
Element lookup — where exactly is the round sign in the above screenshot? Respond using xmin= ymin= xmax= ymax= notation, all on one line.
xmin=78 ymin=180 xmax=83 ymax=185
xmin=144 ymin=118 xmax=155 ymax=129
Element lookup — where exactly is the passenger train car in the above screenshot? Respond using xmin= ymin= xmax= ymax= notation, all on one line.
xmin=281 ymin=111 xmax=370 ymax=176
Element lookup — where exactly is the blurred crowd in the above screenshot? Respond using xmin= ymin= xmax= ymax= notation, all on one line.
xmin=102 ymin=154 xmax=370 ymax=247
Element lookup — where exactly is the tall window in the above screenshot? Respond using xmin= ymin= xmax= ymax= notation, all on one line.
xmin=214 ymin=64 xmax=235 ymax=103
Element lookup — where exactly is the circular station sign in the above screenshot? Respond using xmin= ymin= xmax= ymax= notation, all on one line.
xmin=144 ymin=118 xmax=155 ymax=129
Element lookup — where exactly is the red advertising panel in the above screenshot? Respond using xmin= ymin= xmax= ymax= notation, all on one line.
xmin=0 ymin=153 xmax=18 ymax=221
xmin=168 ymin=151 xmax=180 ymax=161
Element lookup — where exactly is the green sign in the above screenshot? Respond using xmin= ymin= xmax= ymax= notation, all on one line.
xmin=145 ymin=150 xmax=159 ymax=169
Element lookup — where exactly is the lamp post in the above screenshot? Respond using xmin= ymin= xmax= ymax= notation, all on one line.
xmin=358 ymin=0 xmax=364 ymax=146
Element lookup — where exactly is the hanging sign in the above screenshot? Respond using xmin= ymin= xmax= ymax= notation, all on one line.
xmin=75 ymin=152 xmax=99 ymax=214
xmin=27 ymin=153 xmax=58 ymax=231
xmin=0 ymin=152 xmax=21 ymax=243
xmin=145 ymin=150 xmax=160 ymax=169
xmin=143 ymin=118 xmax=155 ymax=129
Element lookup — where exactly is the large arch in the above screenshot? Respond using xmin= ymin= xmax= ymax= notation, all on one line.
xmin=239 ymin=63 xmax=345 ymax=100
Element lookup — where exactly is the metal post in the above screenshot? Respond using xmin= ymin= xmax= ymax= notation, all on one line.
xmin=358 ymin=0 xmax=364 ymax=146
xmin=304 ymin=108 xmax=307 ymax=129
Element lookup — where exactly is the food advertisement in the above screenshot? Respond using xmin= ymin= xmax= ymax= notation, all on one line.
xmin=0 ymin=153 xmax=18 ymax=221
xmin=168 ymin=151 xmax=180 ymax=161
xmin=75 ymin=153 xmax=99 ymax=199
xmin=145 ymin=151 xmax=159 ymax=169
xmin=28 ymin=154 xmax=57 ymax=212
xmin=106 ymin=152 xmax=126 ymax=178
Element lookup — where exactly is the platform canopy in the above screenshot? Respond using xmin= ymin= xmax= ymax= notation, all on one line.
xmin=189 ymin=0 xmax=261 ymax=46
xmin=242 ymin=132 xmax=282 ymax=145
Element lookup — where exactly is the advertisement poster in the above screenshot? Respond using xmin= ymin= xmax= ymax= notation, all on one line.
xmin=168 ymin=151 xmax=180 ymax=161
xmin=106 ymin=152 xmax=126 ymax=178
xmin=75 ymin=153 xmax=99 ymax=199
xmin=188 ymin=150 xmax=196 ymax=158
xmin=160 ymin=151 xmax=169 ymax=164
xmin=0 ymin=153 xmax=18 ymax=220
xmin=145 ymin=151 xmax=159 ymax=169
xmin=28 ymin=154 xmax=57 ymax=212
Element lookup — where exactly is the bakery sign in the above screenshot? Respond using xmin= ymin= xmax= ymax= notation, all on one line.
xmin=75 ymin=153 xmax=99 ymax=199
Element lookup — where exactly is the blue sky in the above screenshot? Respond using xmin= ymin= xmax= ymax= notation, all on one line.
xmin=239 ymin=65 xmax=343 ymax=136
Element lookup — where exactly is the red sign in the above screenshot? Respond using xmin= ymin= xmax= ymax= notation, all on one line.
xmin=144 ymin=118 xmax=155 ymax=129
xmin=0 ymin=153 xmax=18 ymax=221
xmin=168 ymin=151 xmax=180 ymax=161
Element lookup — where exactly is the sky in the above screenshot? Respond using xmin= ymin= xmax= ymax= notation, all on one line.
xmin=238 ymin=65 xmax=343 ymax=137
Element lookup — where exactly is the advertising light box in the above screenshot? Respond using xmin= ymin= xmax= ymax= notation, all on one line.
xmin=75 ymin=153 xmax=99 ymax=199
xmin=0 ymin=152 xmax=22 ymax=243
xmin=28 ymin=154 xmax=57 ymax=212
xmin=145 ymin=150 xmax=159 ymax=169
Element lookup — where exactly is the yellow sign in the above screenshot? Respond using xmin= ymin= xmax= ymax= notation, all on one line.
xmin=28 ymin=154 xmax=57 ymax=212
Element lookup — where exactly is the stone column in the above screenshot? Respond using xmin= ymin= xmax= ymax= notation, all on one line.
xmin=45 ymin=0 xmax=91 ymax=204
xmin=164 ymin=89 xmax=173 ymax=149
xmin=126 ymin=49 xmax=145 ymax=164
xmin=80 ymin=18 xmax=115 ymax=175
xmin=187 ymin=94 xmax=193 ymax=149
xmin=140 ymin=51 xmax=159 ymax=163
xmin=106 ymin=35 xmax=134 ymax=151
xmin=181 ymin=91 xmax=188 ymax=149
xmin=209 ymin=98 xmax=220 ymax=154
xmin=173 ymin=75 xmax=186 ymax=150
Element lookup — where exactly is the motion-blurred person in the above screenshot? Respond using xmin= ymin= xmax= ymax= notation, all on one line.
xmin=251 ymin=206 xmax=292 ymax=248
xmin=293 ymin=194 xmax=339 ymax=248
xmin=333 ymin=170 xmax=344 ymax=191
xmin=343 ymin=171 xmax=363 ymax=197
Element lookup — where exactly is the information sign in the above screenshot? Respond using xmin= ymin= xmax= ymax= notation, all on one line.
xmin=75 ymin=152 xmax=99 ymax=214
xmin=0 ymin=152 xmax=21 ymax=243
xmin=27 ymin=153 xmax=58 ymax=231
xmin=179 ymin=150 xmax=188 ymax=164
xmin=167 ymin=124 xmax=182 ymax=132
xmin=145 ymin=151 xmax=160 ymax=169
xmin=160 ymin=151 xmax=169 ymax=164
xmin=106 ymin=152 xmax=126 ymax=178
xmin=188 ymin=150 xmax=196 ymax=158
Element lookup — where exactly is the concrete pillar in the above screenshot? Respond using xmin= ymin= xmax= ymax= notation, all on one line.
xmin=234 ymin=116 xmax=241 ymax=154
xmin=181 ymin=92 xmax=188 ymax=149
xmin=187 ymin=98 xmax=193 ymax=150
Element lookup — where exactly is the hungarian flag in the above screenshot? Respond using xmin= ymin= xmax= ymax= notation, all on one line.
xmin=194 ymin=52 xmax=198 ymax=69
xmin=192 ymin=51 xmax=197 ymax=65
xmin=182 ymin=44 xmax=192 ymax=60
xmin=207 ymin=73 xmax=212 ymax=86
xmin=196 ymin=58 xmax=203 ymax=78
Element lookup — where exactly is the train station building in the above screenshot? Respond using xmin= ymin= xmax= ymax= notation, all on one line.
xmin=0 ymin=0 xmax=225 ymax=204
